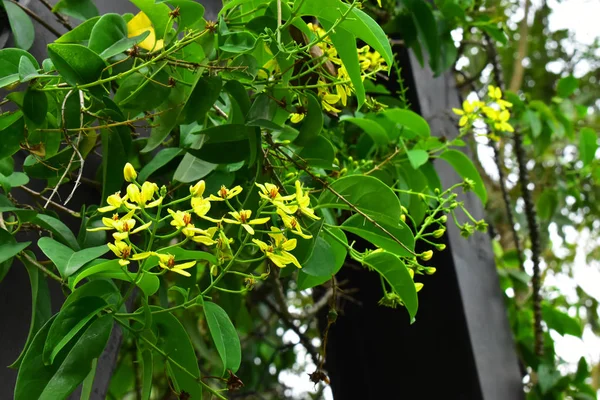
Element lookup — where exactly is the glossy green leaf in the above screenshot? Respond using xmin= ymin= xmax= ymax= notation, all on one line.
xmin=326 ymin=25 xmax=364 ymax=106
xmin=33 ymin=214 xmax=80 ymax=250
xmin=38 ymin=237 xmax=108 ymax=278
xmin=536 ymin=190 xmax=558 ymax=221
xmin=0 ymin=49 xmax=39 ymax=88
xmin=342 ymin=117 xmax=388 ymax=146
xmin=298 ymin=135 xmax=334 ymax=169
xmin=174 ymin=154 xmax=217 ymax=183
xmin=150 ymin=310 xmax=202 ymax=398
xmin=55 ymin=17 xmax=101 ymax=44
xmin=18 ymin=56 xmax=43 ymax=82
xmin=542 ymin=304 xmax=582 ymax=337
xmin=204 ymin=301 xmax=242 ymax=374
xmin=556 ymin=75 xmax=578 ymax=98
xmin=14 ymin=315 xmax=113 ymax=400
xmin=0 ymin=113 xmax=24 ymax=161
xmin=142 ymin=86 xmax=189 ymax=153
xmin=341 ymin=214 xmax=414 ymax=257
xmin=439 ymin=149 xmax=487 ymax=204
xmin=297 ymin=227 xmax=347 ymax=289
xmin=3 ymin=1 xmax=35 ymax=50
xmin=139 ymin=148 xmax=183 ymax=181
xmin=362 ymin=251 xmax=418 ymax=321
xmin=22 ymin=89 xmax=48 ymax=126
xmin=88 ymin=13 xmax=128 ymax=55
xmin=53 ymin=0 xmax=99 ymax=20
xmin=166 ymin=0 xmax=205 ymax=30
xmin=579 ymin=127 xmax=597 ymax=167
xmin=100 ymin=31 xmax=150 ymax=59
xmin=131 ymin=0 xmax=172 ymax=40
xmin=8 ymin=251 xmax=52 ymax=369
xmin=318 ymin=175 xmax=402 ymax=225
xmin=407 ymin=149 xmax=429 ymax=170
xmin=72 ymin=260 xmax=160 ymax=297
xmin=187 ymin=124 xmax=251 ymax=164
xmin=113 ymin=69 xmax=170 ymax=112
xmin=43 ymin=296 xmax=107 ymax=365
xmin=79 ymin=358 xmax=97 ymax=400
xmin=101 ymin=123 xmax=128 ymax=202
xmin=383 ymin=109 xmax=430 ymax=138
xmin=47 ymin=44 xmax=106 ymax=86
xmin=0 ymin=238 xmax=30 ymax=264
xmin=140 ymin=348 xmax=153 ymax=400
xmin=294 ymin=92 xmax=323 ymax=146
xmin=182 ymin=76 xmax=223 ymax=124
xmin=405 ymin=0 xmax=440 ymax=73
xmin=64 ymin=279 xmax=121 ymax=309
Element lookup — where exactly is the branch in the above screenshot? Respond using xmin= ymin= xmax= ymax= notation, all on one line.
xmin=19 ymin=185 xmax=81 ymax=218
xmin=508 ymin=0 xmax=532 ymax=92
xmin=18 ymin=252 xmax=66 ymax=287
xmin=7 ymin=0 xmax=62 ymax=38
xmin=36 ymin=0 xmax=74 ymax=30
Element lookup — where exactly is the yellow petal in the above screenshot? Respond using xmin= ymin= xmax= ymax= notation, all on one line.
xmin=127 ymin=12 xmax=163 ymax=51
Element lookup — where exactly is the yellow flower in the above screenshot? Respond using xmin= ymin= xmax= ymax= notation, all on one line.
xmin=125 ymin=182 xmax=162 ymax=209
xmin=255 ymin=182 xmax=296 ymax=213
xmin=318 ymin=84 xmax=341 ymax=113
xmin=294 ymin=181 xmax=320 ymax=220
xmin=127 ymin=11 xmax=164 ymax=51
xmin=452 ymin=100 xmax=481 ymax=127
xmin=223 ymin=210 xmax=270 ymax=235
xmin=493 ymin=110 xmax=514 ymax=133
xmin=155 ymin=253 xmax=196 ymax=277
xmin=168 ymin=209 xmax=192 ymax=228
xmin=252 ymin=227 xmax=302 ymax=268
xmin=123 ymin=163 xmax=137 ymax=182
xmin=191 ymin=196 xmax=211 ymax=217
xmin=209 ymin=185 xmax=243 ymax=201
xmin=107 ymin=241 xmax=151 ymax=266
xmin=487 ymin=85 xmax=512 ymax=109
xmin=289 ymin=113 xmax=305 ymax=124
xmin=191 ymin=226 xmax=218 ymax=245
xmin=277 ymin=209 xmax=312 ymax=239
xmin=190 ymin=180 xmax=206 ymax=197
xmin=98 ymin=192 xmax=127 ymax=213
xmin=87 ymin=210 xmax=151 ymax=240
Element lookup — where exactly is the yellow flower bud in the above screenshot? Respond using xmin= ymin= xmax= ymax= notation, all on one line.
xmin=439 ymin=215 xmax=447 ymax=223
xmin=425 ymin=267 xmax=436 ymax=275
xmin=415 ymin=282 xmax=424 ymax=292
xmin=436 ymin=244 xmax=446 ymax=251
xmin=190 ymin=180 xmax=206 ymax=197
xmin=123 ymin=163 xmax=137 ymax=182
xmin=400 ymin=214 xmax=406 ymax=223
xmin=432 ymin=228 xmax=445 ymax=238
xmin=420 ymin=250 xmax=433 ymax=261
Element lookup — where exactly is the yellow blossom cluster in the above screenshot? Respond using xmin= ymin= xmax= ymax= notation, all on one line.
xmin=92 ymin=164 xmax=321 ymax=276
xmin=452 ymin=85 xmax=514 ymax=133
xmin=288 ymin=24 xmax=388 ymax=122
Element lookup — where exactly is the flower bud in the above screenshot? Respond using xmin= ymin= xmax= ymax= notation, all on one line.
xmin=414 ymin=282 xmax=424 ymax=292
xmin=420 ymin=250 xmax=433 ymax=261
xmin=439 ymin=215 xmax=447 ymax=223
xmin=190 ymin=180 xmax=206 ymax=197
xmin=400 ymin=214 xmax=406 ymax=223
xmin=123 ymin=163 xmax=137 ymax=182
xmin=424 ymin=267 xmax=436 ymax=275
xmin=436 ymin=243 xmax=446 ymax=251
xmin=432 ymin=228 xmax=445 ymax=238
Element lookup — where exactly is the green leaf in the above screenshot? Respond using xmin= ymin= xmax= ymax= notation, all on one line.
xmin=63 ymin=279 xmax=121 ymax=309
xmin=8 ymin=251 xmax=52 ymax=369
xmin=38 ymin=237 xmax=108 ymax=278
xmin=88 ymin=13 xmax=128 ymax=55
xmin=33 ymin=214 xmax=80 ymax=250
xmin=439 ymin=149 xmax=487 ymax=204
xmin=579 ymin=127 xmax=597 ymax=167
xmin=139 ymin=148 xmax=183 ymax=181
xmin=150 ymin=310 xmax=202 ymax=398
xmin=536 ymin=190 xmax=558 ymax=221
xmin=182 ymin=76 xmax=223 ymax=124
xmin=204 ymin=301 xmax=242 ymax=374
xmin=341 ymin=214 xmax=414 ymax=257
xmin=80 ymin=358 xmax=97 ymax=400
xmin=141 ymin=85 xmax=188 ymax=153
xmin=43 ymin=296 xmax=107 ymax=365
xmin=220 ymin=31 xmax=257 ymax=53
xmin=556 ymin=75 xmax=578 ymax=98
xmin=52 ymin=0 xmax=99 ymax=21
xmin=47 ymin=43 xmax=106 ymax=86
xmin=100 ymin=31 xmax=150 ymax=59
xmin=140 ymin=348 xmax=153 ymax=400
xmin=407 ymin=149 xmax=429 ymax=170
xmin=18 ymin=56 xmax=42 ymax=82
xmin=326 ymin=25 xmax=364 ymax=106
xmin=342 ymin=117 xmax=388 ymax=146
xmin=22 ymin=89 xmax=48 ymax=126
xmin=55 ymin=16 xmax=101 ymax=44
xmin=318 ymin=175 xmax=402 ymax=225
xmin=174 ymin=153 xmax=217 ymax=183
xmin=362 ymin=251 xmax=418 ymax=321
xmin=542 ymin=304 xmax=582 ymax=337
xmin=3 ymin=1 xmax=35 ymax=50
xmin=0 ymin=113 xmax=24 ymax=159
xmin=131 ymin=0 xmax=172 ymax=40
xmin=113 ymin=69 xmax=170 ymax=112
xmin=14 ymin=314 xmax=113 ymax=400
xmin=72 ymin=260 xmax=160 ymax=297
xmin=0 ymin=239 xmax=30 ymax=264
xmin=294 ymin=92 xmax=323 ymax=146
xmin=166 ymin=0 xmax=205 ymax=30
xmin=404 ymin=0 xmax=439 ymax=73
xmin=383 ymin=109 xmax=430 ymax=138
xmin=101 ymin=123 xmax=128 ymax=202
xmin=298 ymin=135 xmax=334 ymax=169
xmin=0 ymin=48 xmax=38 ymax=88
xmin=187 ymin=124 xmax=251 ymax=164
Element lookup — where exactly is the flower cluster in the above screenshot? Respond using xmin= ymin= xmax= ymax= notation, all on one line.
xmin=92 ymin=164 xmax=321 ymax=278
xmin=452 ymin=85 xmax=514 ymax=133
